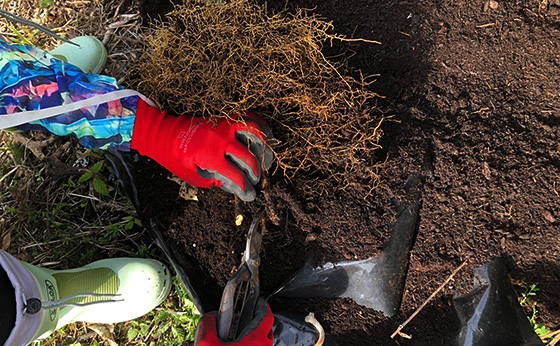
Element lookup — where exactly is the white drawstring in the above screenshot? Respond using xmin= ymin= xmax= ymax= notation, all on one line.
xmin=22 ymin=290 xmax=123 ymax=315
xmin=41 ymin=292 xmax=123 ymax=309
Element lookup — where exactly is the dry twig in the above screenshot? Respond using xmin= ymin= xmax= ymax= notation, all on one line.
xmin=547 ymin=329 xmax=560 ymax=345
xmin=391 ymin=261 xmax=468 ymax=339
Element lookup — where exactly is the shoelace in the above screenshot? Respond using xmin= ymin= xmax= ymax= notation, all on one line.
xmin=22 ymin=290 xmax=123 ymax=315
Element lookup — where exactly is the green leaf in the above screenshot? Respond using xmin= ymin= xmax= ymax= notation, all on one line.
xmin=172 ymin=325 xmax=185 ymax=341
xmin=139 ymin=323 xmax=150 ymax=335
xmin=127 ymin=328 xmax=139 ymax=341
xmin=93 ymin=177 xmax=109 ymax=196
xmin=40 ymin=0 xmax=54 ymax=8
xmin=154 ymin=320 xmax=172 ymax=338
xmin=78 ymin=171 xmax=93 ymax=183
xmin=7 ymin=37 xmax=20 ymax=44
xmin=7 ymin=144 xmax=23 ymax=162
xmin=90 ymin=160 xmax=105 ymax=174
xmin=125 ymin=221 xmax=134 ymax=231
xmin=154 ymin=310 xmax=170 ymax=324
xmin=534 ymin=323 xmax=551 ymax=337
xmin=91 ymin=149 xmax=105 ymax=158
xmin=9 ymin=22 xmax=33 ymax=45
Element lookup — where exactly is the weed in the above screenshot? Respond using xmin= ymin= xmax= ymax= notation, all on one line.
xmin=100 ymin=214 xmax=142 ymax=244
xmin=77 ymin=151 xmax=111 ymax=197
xmin=117 ymin=276 xmax=201 ymax=345
xmin=123 ymin=215 xmax=142 ymax=231
xmin=519 ymin=283 xmax=553 ymax=341
xmin=6 ymin=20 xmax=40 ymax=45
xmin=137 ymin=243 xmax=153 ymax=258
xmin=40 ymin=0 xmax=53 ymax=8
xmin=1 ymin=137 xmax=24 ymax=163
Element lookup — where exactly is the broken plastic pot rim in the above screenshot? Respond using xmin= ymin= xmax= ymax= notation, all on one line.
xmin=271 ymin=196 xmax=422 ymax=318
xmin=452 ymin=257 xmax=544 ymax=346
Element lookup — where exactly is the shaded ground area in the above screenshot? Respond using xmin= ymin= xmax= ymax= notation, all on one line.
xmin=134 ymin=0 xmax=560 ymax=345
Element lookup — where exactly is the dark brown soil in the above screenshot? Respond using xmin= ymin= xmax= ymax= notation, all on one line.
xmin=134 ymin=0 xmax=560 ymax=345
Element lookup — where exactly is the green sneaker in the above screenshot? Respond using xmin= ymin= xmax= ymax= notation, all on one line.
xmin=0 ymin=250 xmax=171 ymax=345
xmin=48 ymin=36 xmax=107 ymax=74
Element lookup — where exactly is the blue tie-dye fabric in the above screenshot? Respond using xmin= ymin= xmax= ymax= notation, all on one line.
xmin=0 ymin=40 xmax=138 ymax=150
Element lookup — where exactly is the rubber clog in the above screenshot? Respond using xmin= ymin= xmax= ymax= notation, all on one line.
xmin=0 ymin=249 xmax=171 ymax=345
xmin=49 ymin=36 xmax=107 ymax=74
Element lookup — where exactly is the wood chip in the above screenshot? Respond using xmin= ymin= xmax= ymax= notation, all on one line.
xmin=543 ymin=211 xmax=556 ymax=223
xmin=2 ymin=230 xmax=11 ymax=250
xmin=88 ymin=324 xmax=118 ymax=346
xmin=482 ymin=162 xmax=491 ymax=180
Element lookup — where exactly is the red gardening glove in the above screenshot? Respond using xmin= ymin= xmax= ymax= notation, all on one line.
xmin=131 ymin=99 xmax=273 ymax=201
xmin=194 ymin=300 xmax=274 ymax=346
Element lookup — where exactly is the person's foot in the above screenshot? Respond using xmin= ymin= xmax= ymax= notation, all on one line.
xmin=0 ymin=250 xmax=171 ymax=345
xmin=48 ymin=36 xmax=107 ymax=74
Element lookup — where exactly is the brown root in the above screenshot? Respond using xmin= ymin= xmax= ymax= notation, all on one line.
xmin=134 ymin=0 xmax=383 ymax=194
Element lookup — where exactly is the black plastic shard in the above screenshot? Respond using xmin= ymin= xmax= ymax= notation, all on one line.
xmin=271 ymin=194 xmax=422 ymax=317
xmin=452 ymin=258 xmax=544 ymax=346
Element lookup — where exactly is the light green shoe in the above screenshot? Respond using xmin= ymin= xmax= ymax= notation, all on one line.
xmin=0 ymin=250 xmax=171 ymax=345
xmin=48 ymin=36 xmax=107 ymax=74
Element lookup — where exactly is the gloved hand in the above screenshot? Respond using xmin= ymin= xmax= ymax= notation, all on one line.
xmin=131 ymin=99 xmax=273 ymax=201
xmin=194 ymin=299 xmax=274 ymax=346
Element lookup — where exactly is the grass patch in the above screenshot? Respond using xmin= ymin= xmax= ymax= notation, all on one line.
xmin=1 ymin=132 xmax=144 ymax=266
xmin=34 ymin=277 xmax=200 ymax=346
xmin=0 ymin=1 xmax=199 ymax=344
xmin=0 ymin=133 xmax=198 ymax=344
xmin=120 ymin=277 xmax=201 ymax=345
